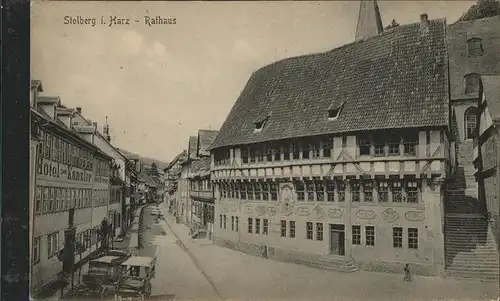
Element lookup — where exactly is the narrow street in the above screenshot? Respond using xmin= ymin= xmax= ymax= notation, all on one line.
xmin=141 ymin=205 xmax=220 ymax=300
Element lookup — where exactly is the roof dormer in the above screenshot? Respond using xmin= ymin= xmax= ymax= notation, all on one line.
xmin=37 ymin=96 xmax=60 ymax=120
xmin=327 ymin=101 xmax=345 ymax=120
xmin=253 ymin=112 xmax=271 ymax=133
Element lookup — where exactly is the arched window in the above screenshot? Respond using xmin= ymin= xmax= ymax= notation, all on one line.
xmin=464 ymin=107 xmax=477 ymax=140
xmin=467 ymin=38 xmax=483 ymax=57
xmin=464 ymin=73 xmax=481 ymax=94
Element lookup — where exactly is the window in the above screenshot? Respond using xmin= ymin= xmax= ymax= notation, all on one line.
xmin=255 ymin=218 xmax=261 ymax=234
xmin=220 ymin=214 xmax=223 ymax=228
xmin=337 ymin=181 xmax=346 ymax=202
xmin=406 ymin=179 xmax=419 ymax=203
xmin=296 ymin=182 xmax=305 ymax=201
xmin=266 ymin=145 xmax=273 ymax=162
xmin=342 ymin=136 xmax=347 ymax=148
xmin=359 ymin=134 xmax=371 ymax=156
xmin=254 ymin=182 xmax=262 ymax=200
xmin=257 ymin=146 xmax=265 ymax=162
xmin=327 ymin=182 xmax=335 ymax=202
xmin=315 ymin=182 xmax=324 ymax=202
xmin=306 ymin=182 xmax=315 ymax=201
xmin=223 ymin=215 xmax=227 ymax=229
xmin=231 ymin=216 xmax=235 ymax=231
xmin=464 ymin=74 xmax=480 ymax=94
xmin=306 ymin=222 xmax=313 ymax=240
xmin=392 ymin=180 xmax=402 ymax=203
xmin=363 ymin=181 xmax=373 ymax=202
xmin=33 ymin=237 xmax=41 ymax=264
xmin=378 ymin=181 xmax=388 ymax=202
xmin=292 ymin=143 xmax=299 ymax=160
xmin=403 ymin=132 xmax=418 ymax=156
xmin=262 ymin=183 xmax=269 ymax=201
xmin=35 ymin=186 xmax=42 ymax=214
xmin=242 ymin=148 xmax=249 ymax=164
xmin=280 ymin=220 xmax=287 ymax=237
xmin=235 ymin=217 xmax=239 ymax=231
xmin=393 ymin=227 xmax=403 ymax=248
xmin=274 ymin=145 xmax=281 ymax=161
xmin=289 ymin=221 xmax=296 ymax=238
xmin=302 ymin=142 xmax=310 ymax=159
xmin=270 ymin=183 xmax=278 ymax=201
xmin=388 ymin=135 xmax=400 ymax=156
xmin=247 ymin=183 xmax=254 ymax=200
xmin=465 ymin=107 xmax=477 ymax=140
xmin=373 ymin=135 xmax=385 ymax=156
xmin=311 ymin=140 xmax=320 ymax=158
xmin=49 ymin=187 xmax=55 ymax=212
xmin=467 ymin=38 xmax=483 ymax=57
xmin=365 ymin=226 xmax=375 ymax=246
xmin=352 ymin=225 xmax=361 ymax=245
xmin=283 ymin=144 xmax=290 ymax=160
xmin=250 ymin=147 xmax=256 ymax=163
xmin=240 ymin=183 xmax=247 ymax=200
xmin=316 ymin=223 xmax=323 ymax=241
xmin=43 ymin=187 xmax=49 ymax=213
xmin=322 ymin=138 xmax=332 ymax=158
xmin=351 ymin=181 xmax=360 ymax=202
xmin=47 ymin=232 xmax=59 ymax=258
xmin=408 ymin=228 xmax=418 ymax=249
xmin=248 ymin=218 xmax=253 ymax=233
xmin=263 ymin=219 xmax=268 ymax=235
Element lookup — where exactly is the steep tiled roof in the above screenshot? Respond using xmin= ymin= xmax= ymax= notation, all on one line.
xmin=187 ymin=157 xmax=211 ymax=179
xmin=209 ymin=19 xmax=449 ymax=150
xmin=198 ymin=130 xmax=219 ymax=156
xmin=482 ymin=75 xmax=500 ymax=120
xmin=448 ymin=16 xmax=500 ymax=101
xmin=188 ymin=136 xmax=198 ymax=159
xmin=164 ymin=150 xmax=187 ymax=171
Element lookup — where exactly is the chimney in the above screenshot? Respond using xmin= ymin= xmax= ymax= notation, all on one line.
xmin=419 ymin=13 xmax=429 ymax=36
xmin=93 ymin=122 xmax=98 ymax=130
xmin=76 ymin=107 xmax=82 ymax=114
xmin=420 ymin=13 xmax=428 ymax=23
xmin=103 ymin=116 xmax=111 ymax=142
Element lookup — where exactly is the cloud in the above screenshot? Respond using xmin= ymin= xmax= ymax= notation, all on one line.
xmin=120 ymin=30 xmax=145 ymax=55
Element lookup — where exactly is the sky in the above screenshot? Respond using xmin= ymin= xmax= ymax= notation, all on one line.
xmin=31 ymin=1 xmax=476 ymax=163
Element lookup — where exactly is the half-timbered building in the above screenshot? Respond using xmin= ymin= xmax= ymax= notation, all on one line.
xmin=208 ymin=3 xmax=452 ymax=275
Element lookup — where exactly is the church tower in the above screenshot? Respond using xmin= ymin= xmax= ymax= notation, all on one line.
xmin=355 ymin=0 xmax=384 ymax=41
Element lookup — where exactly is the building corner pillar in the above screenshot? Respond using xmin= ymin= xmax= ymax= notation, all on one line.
xmin=424 ymin=176 xmax=446 ymax=275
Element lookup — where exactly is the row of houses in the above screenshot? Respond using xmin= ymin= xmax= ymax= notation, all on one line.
xmin=164 ymin=1 xmax=500 ymax=281
xmin=28 ymin=80 xmax=161 ymax=297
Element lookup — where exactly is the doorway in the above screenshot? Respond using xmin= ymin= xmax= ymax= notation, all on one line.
xmin=329 ymin=224 xmax=345 ymax=256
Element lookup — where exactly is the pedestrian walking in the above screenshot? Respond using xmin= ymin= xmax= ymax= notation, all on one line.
xmin=404 ymin=264 xmax=412 ymax=282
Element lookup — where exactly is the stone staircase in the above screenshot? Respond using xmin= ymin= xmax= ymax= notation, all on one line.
xmin=306 ymin=256 xmax=358 ymax=273
xmin=444 ymin=140 xmax=498 ymax=281
xmin=444 ymin=215 xmax=499 ymax=281
xmin=446 ymin=140 xmax=482 ymax=214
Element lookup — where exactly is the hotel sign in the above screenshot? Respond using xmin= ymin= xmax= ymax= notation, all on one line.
xmin=37 ymin=158 xmax=93 ymax=182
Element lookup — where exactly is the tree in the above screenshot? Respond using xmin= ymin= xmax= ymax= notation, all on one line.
xmin=458 ymin=0 xmax=500 ymax=22
xmin=149 ymin=162 xmax=160 ymax=178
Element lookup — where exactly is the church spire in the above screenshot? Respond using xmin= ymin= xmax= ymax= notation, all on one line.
xmin=355 ymin=0 xmax=384 ymax=41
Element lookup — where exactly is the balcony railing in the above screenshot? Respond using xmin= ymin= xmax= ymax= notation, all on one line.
xmin=189 ymin=190 xmax=213 ymax=200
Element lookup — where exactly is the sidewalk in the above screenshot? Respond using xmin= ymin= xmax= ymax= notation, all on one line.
xmin=159 ymin=207 xmax=499 ymax=301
